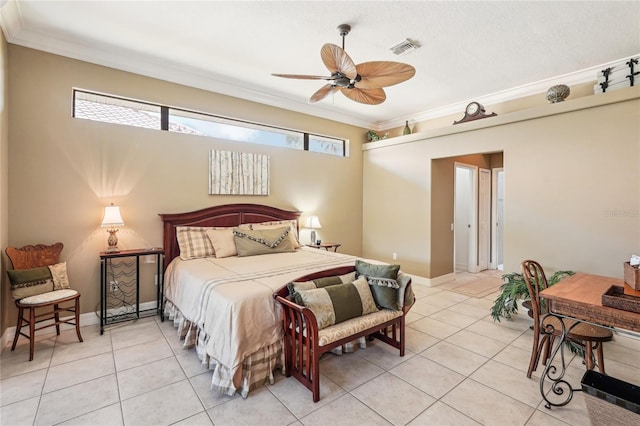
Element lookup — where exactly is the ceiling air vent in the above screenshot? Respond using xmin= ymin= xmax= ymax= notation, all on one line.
xmin=389 ymin=39 xmax=419 ymax=56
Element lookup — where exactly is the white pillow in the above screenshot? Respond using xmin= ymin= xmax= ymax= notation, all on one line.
xmin=205 ymin=228 xmax=237 ymax=258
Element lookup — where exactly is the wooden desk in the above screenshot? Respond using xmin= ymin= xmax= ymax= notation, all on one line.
xmin=540 ymin=273 xmax=640 ymax=332
xmin=538 ymin=272 xmax=640 ymax=409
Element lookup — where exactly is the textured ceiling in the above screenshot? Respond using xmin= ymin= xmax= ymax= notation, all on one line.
xmin=1 ymin=1 xmax=639 ymax=129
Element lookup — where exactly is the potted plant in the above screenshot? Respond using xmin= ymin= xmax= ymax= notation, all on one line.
xmin=491 ymin=269 xmax=584 ymax=356
xmin=490 ymin=270 xmax=575 ymax=322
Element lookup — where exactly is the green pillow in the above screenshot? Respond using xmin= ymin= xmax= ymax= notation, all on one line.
xmin=287 ymin=271 xmax=357 ymax=304
xmin=295 ymin=277 xmax=378 ymax=329
xmin=233 ymin=226 xmax=295 ymax=257
xmin=7 ymin=266 xmax=54 ymax=300
xmin=355 ymin=260 xmax=401 ymax=310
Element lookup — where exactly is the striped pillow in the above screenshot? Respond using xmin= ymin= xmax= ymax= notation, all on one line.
xmin=287 ymin=271 xmax=357 ymax=303
xmin=295 ymin=277 xmax=378 ymax=329
xmin=8 ymin=266 xmax=55 ymax=300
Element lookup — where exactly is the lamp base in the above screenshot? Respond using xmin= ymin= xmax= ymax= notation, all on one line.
xmin=106 ymin=228 xmax=120 ymax=253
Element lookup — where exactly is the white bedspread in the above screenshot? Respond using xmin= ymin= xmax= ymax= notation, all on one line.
xmin=164 ymin=247 xmax=359 ymax=370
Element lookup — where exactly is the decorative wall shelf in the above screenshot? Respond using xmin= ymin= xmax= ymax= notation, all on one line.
xmin=363 ymin=87 xmax=640 ymax=151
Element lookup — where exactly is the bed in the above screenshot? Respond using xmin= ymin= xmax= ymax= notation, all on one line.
xmin=159 ymin=203 xmax=364 ymax=397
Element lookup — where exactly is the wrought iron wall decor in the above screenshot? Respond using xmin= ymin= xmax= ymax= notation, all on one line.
xmin=209 ymin=150 xmax=270 ymax=195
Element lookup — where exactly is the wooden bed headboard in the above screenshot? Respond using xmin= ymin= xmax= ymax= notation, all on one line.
xmin=158 ymin=203 xmax=301 ymax=269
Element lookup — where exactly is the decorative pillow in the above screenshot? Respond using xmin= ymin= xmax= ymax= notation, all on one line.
xmin=287 ymin=271 xmax=357 ymax=303
xmin=7 ymin=266 xmax=55 ymax=300
xmin=295 ymin=277 xmax=378 ymax=329
xmin=233 ymin=226 xmax=295 ymax=257
xmin=355 ymin=260 xmax=401 ymax=310
xmin=48 ymin=262 xmax=71 ymax=290
xmin=176 ymin=226 xmax=216 ymax=260
xmin=251 ymin=220 xmax=301 ymax=248
xmin=205 ymin=228 xmax=237 ymax=258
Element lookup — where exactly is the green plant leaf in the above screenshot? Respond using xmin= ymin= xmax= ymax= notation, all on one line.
xmin=490 ymin=269 xmax=575 ymax=322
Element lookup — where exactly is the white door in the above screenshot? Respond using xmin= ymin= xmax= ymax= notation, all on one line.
xmin=454 ymin=163 xmax=478 ymax=272
xmin=478 ymin=168 xmax=491 ymax=271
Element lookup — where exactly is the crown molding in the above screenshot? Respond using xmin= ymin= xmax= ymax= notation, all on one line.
xmin=1 ymin=2 xmax=637 ymax=132
xmin=376 ymin=54 xmax=640 ymax=130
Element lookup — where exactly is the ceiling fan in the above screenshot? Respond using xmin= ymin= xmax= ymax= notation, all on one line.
xmin=272 ymin=24 xmax=416 ymax=105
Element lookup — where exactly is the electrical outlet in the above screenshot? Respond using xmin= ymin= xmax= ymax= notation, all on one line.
xmin=392 ymin=252 xmax=397 ymax=260
xmin=110 ymin=280 xmax=119 ymax=292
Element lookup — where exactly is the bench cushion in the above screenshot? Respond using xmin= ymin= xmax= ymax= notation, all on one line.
xmin=318 ymin=309 xmax=403 ymax=346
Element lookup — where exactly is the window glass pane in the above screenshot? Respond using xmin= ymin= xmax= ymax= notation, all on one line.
xmin=72 ymin=90 xmax=348 ymax=157
xmin=169 ymin=109 xmax=304 ymax=149
xmin=309 ymin=135 xmax=345 ymax=156
xmin=74 ymin=91 xmax=161 ymax=129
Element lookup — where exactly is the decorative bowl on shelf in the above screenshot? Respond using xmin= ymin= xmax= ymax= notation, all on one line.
xmin=546 ymin=84 xmax=571 ymax=103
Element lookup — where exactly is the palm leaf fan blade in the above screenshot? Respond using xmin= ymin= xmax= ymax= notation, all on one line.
xmin=271 ymin=73 xmax=334 ymax=80
xmin=320 ymin=43 xmax=357 ymax=79
xmin=341 ymin=87 xmax=386 ymax=105
xmin=310 ymin=84 xmax=339 ymax=103
xmin=356 ymin=62 xmax=416 ymax=89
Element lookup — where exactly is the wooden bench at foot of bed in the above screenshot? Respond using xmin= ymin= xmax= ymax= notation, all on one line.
xmin=274 ymin=266 xmax=414 ymax=402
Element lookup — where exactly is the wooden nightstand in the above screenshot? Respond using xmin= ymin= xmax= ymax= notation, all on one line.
xmin=99 ymin=248 xmax=165 ymax=334
xmin=306 ymin=243 xmax=341 ymax=252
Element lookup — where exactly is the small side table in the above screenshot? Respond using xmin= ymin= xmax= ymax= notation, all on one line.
xmin=99 ymin=248 xmax=165 ymax=334
xmin=306 ymin=243 xmax=341 ymax=252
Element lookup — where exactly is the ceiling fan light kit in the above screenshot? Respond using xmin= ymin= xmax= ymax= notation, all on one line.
xmin=272 ymin=24 xmax=415 ymax=105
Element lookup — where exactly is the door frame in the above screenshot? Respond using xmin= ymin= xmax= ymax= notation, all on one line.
xmin=490 ymin=167 xmax=504 ymax=270
xmin=478 ymin=168 xmax=491 ymax=272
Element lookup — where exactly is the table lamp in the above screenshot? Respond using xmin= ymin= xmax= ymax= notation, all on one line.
xmin=305 ymin=215 xmax=322 ymax=244
xmin=101 ymin=203 xmax=124 ymax=252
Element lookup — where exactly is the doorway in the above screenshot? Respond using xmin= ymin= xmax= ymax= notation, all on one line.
xmin=454 ymin=162 xmax=500 ymax=273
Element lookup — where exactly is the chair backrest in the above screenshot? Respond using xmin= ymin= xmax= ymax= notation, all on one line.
xmin=6 ymin=243 xmax=63 ymax=270
xmin=521 ymin=260 xmax=550 ymax=332
xmin=6 ymin=243 xmax=65 ymax=300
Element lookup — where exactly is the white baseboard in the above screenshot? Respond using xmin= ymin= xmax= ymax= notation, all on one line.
xmin=1 ymin=301 xmax=159 ymax=350
xmin=407 ymin=272 xmax=455 ymax=287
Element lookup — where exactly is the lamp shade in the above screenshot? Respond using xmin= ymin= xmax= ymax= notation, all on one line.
xmin=101 ymin=204 xmax=124 ymax=227
xmin=305 ymin=216 xmax=322 ymax=229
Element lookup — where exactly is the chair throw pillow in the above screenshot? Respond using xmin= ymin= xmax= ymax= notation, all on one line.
xmin=355 ymin=260 xmax=401 ymax=310
xmin=233 ymin=226 xmax=295 ymax=257
xmin=7 ymin=266 xmax=55 ymax=300
xmin=48 ymin=262 xmax=71 ymax=290
xmin=295 ymin=277 xmax=378 ymax=329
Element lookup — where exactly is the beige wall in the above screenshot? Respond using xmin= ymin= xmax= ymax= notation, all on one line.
xmin=3 ymin=45 xmax=366 ymax=335
xmin=384 ymin=82 xmax=596 ymax=137
xmin=0 ymin=31 xmax=8 ymax=333
xmin=364 ymin=89 xmax=640 ymax=279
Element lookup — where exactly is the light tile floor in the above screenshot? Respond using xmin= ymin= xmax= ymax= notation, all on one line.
xmin=2 ymin=271 xmax=639 ymax=426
